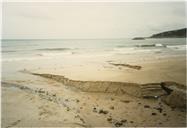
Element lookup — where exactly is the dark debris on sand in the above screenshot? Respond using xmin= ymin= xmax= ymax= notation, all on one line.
xmin=120 ymin=100 xmax=131 ymax=103
xmin=151 ymin=112 xmax=157 ymax=116
xmin=99 ymin=109 xmax=109 ymax=114
xmin=92 ymin=107 xmax=109 ymax=115
xmin=144 ymin=105 xmax=150 ymax=108
xmin=114 ymin=119 xmax=127 ymax=127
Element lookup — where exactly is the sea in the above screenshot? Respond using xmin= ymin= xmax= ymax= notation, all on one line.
xmin=2 ymin=38 xmax=186 ymax=62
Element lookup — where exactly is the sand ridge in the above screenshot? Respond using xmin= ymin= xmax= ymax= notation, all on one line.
xmin=28 ymin=72 xmax=186 ymax=109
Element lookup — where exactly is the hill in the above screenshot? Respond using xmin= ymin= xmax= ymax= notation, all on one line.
xmin=150 ymin=28 xmax=186 ymax=38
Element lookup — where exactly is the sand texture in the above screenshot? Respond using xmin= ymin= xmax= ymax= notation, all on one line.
xmin=2 ymin=52 xmax=186 ymax=127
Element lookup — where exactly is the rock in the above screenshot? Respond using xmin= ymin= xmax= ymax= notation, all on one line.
xmin=114 ymin=122 xmax=123 ymax=127
xmin=163 ymin=113 xmax=167 ymax=116
xmin=93 ymin=107 xmax=97 ymax=112
xmin=144 ymin=105 xmax=150 ymax=108
xmin=113 ymin=119 xmax=127 ymax=127
xmin=121 ymin=119 xmax=127 ymax=123
xmin=151 ymin=113 xmax=157 ymax=116
xmin=107 ymin=117 xmax=112 ymax=122
xmin=130 ymin=121 xmax=134 ymax=123
xmin=99 ymin=109 xmax=108 ymax=114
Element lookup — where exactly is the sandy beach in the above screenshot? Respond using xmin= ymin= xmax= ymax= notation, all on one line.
xmin=2 ymin=51 xmax=186 ymax=127
xmin=1 ymin=2 xmax=186 ymax=126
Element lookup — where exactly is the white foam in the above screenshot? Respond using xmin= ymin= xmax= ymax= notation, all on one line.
xmin=2 ymin=56 xmax=53 ymax=62
xmin=166 ymin=45 xmax=186 ymax=51
xmin=113 ymin=47 xmax=161 ymax=54
xmin=155 ymin=43 xmax=164 ymax=47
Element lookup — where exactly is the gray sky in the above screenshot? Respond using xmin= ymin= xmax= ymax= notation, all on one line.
xmin=2 ymin=2 xmax=186 ymax=39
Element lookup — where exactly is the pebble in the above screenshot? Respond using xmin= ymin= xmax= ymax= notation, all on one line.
xmin=144 ymin=105 xmax=150 ymax=108
xmin=99 ymin=109 xmax=108 ymax=114
xmin=107 ymin=117 xmax=112 ymax=122
xmin=163 ymin=113 xmax=167 ymax=116
xmin=121 ymin=119 xmax=127 ymax=123
xmin=76 ymin=99 xmax=80 ymax=103
xmin=151 ymin=112 xmax=157 ymax=115
xmin=93 ymin=107 xmax=97 ymax=112
xmin=115 ymin=122 xmax=123 ymax=127
xmin=130 ymin=121 xmax=134 ymax=123
xmin=114 ymin=119 xmax=127 ymax=127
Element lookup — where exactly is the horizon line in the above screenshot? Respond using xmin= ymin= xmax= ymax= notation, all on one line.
xmin=1 ymin=37 xmax=135 ymax=40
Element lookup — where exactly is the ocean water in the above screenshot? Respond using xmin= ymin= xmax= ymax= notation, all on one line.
xmin=2 ymin=38 xmax=186 ymax=62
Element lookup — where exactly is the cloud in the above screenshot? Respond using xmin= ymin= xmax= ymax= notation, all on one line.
xmin=2 ymin=2 xmax=186 ymax=39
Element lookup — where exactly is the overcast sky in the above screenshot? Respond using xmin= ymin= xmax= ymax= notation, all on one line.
xmin=2 ymin=2 xmax=186 ymax=39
